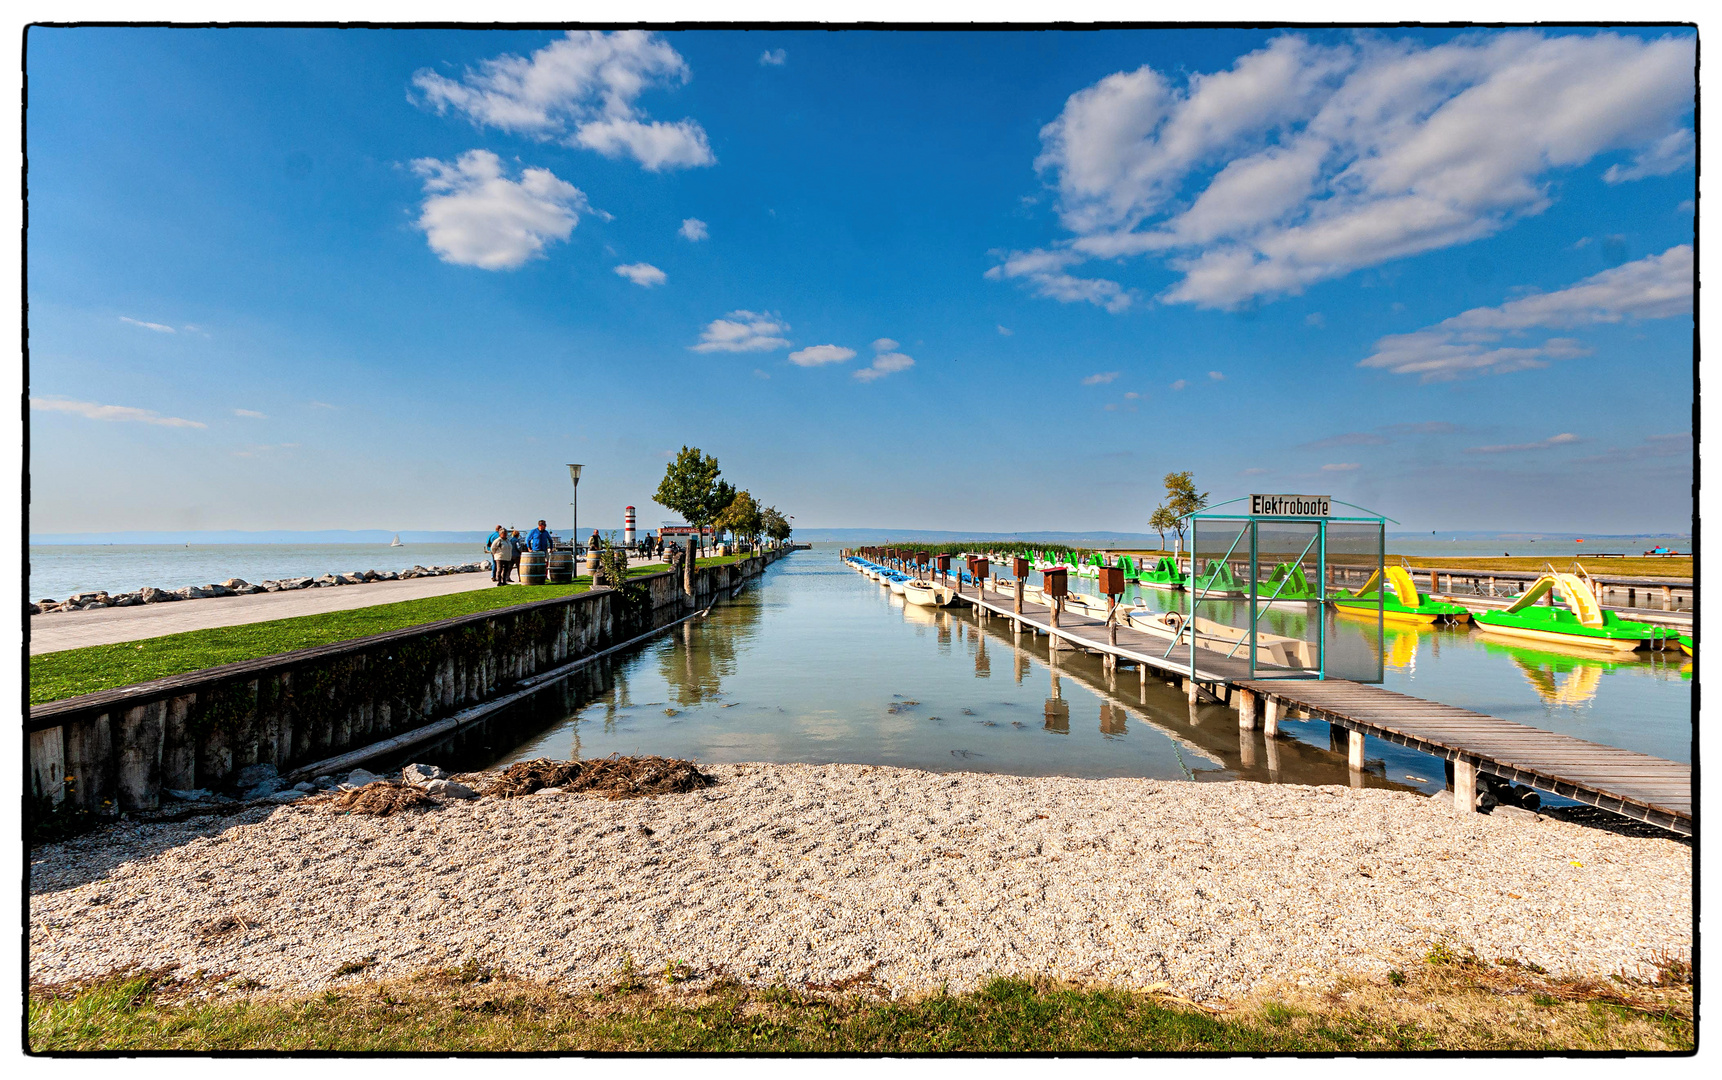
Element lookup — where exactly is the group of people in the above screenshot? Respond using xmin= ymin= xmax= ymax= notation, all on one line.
xmin=486 ymin=520 xmax=555 ymax=585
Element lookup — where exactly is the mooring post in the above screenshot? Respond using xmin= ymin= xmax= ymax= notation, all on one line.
xmin=1348 ymin=728 xmax=1366 ymax=769
xmin=1263 ymin=695 xmax=1281 ymax=738
xmin=1452 ymin=758 xmax=1477 ymax=813
xmin=1238 ymin=689 xmax=1257 ymax=731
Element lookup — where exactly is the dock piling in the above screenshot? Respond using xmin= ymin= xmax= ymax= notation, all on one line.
xmin=1348 ymin=729 xmax=1366 ymax=770
xmin=1263 ymin=696 xmax=1281 ymax=738
xmin=1452 ymin=758 xmax=1477 ymax=813
xmin=1238 ymin=689 xmax=1258 ymax=731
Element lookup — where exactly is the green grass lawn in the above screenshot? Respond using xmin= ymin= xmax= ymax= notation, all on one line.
xmin=28 ymin=964 xmax=1692 ymax=1053
xmin=29 ymin=565 xmax=677 ymax=706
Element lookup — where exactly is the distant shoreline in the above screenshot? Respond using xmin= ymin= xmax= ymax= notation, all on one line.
xmin=28 ymin=529 xmax=1693 ymax=546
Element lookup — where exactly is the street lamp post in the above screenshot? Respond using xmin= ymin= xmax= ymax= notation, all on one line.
xmin=566 ymin=464 xmax=583 ymax=554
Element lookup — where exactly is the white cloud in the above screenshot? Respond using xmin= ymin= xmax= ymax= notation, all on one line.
xmin=1603 ymin=127 xmax=1694 ymax=183
xmin=233 ymin=409 xmax=267 ymax=419
xmin=1304 ymin=312 xmax=1325 ymax=328
xmin=1170 ymin=379 xmax=1188 ymax=391
xmin=997 ymin=325 xmax=1013 ymax=335
xmin=31 ymin=397 xmax=205 ymax=428
xmin=691 ymin=310 xmax=791 ymax=353
xmin=411 ymin=150 xmax=594 ymax=270
xmin=1321 ymin=462 xmax=1360 ymax=471
xmin=572 ymin=118 xmax=714 ymax=171
xmin=788 ymin=344 xmax=856 ymax=367
xmin=1466 ymin=433 xmax=1579 ymax=454
xmin=985 ymin=248 xmax=1134 ymax=312
xmin=871 ymin=338 xmax=899 ymax=352
xmin=855 ymin=351 xmax=915 ymax=382
xmin=614 ymin=262 xmax=667 ymax=287
xmin=1360 ymin=244 xmax=1692 ymax=380
xmin=1082 ymin=371 xmax=1120 ymax=385
xmin=760 ymin=49 xmax=787 ymax=66
xmin=1004 ymin=31 xmax=1694 ymax=310
xmin=679 ymin=217 xmax=709 ymax=241
xmin=1207 ymin=370 xmax=1225 ymax=381
xmin=752 ymin=368 xmax=770 ymax=380
xmin=1123 ymin=391 xmax=1141 ymax=400
xmin=309 ymin=401 xmax=338 ymax=410
xmin=119 ymin=316 xmax=175 ymax=333
xmin=412 ymin=30 xmax=714 ymax=171
xmin=1240 ymin=467 xmax=1269 ymax=476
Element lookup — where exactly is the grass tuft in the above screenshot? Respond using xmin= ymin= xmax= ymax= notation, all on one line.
xmin=29 ymin=960 xmax=1693 ymax=1053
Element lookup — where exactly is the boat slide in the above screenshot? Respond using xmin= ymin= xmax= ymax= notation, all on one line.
xmin=1470 ymin=567 xmax=1666 ymax=653
xmin=1329 ymin=565 xmax=1472 ymax=625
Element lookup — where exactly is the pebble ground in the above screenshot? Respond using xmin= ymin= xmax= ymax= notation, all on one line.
xmin=29 ymin=764 xmax=1691 ymax=1001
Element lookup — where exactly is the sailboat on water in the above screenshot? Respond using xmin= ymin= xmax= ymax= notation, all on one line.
xmin=390 ymin=533 xmax=404 ymax=547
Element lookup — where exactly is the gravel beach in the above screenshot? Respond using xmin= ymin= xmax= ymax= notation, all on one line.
xmin=29 ymin=764 xmax=1691 ymax=1002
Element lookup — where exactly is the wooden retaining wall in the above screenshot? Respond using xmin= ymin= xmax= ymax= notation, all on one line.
xmin=28 ymin=550 xmax=787 ymax=812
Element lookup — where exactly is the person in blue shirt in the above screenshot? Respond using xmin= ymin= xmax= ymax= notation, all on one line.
xmin=527 ymin=520 xmax=553 ymax=553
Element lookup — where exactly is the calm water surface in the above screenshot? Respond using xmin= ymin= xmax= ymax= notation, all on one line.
xmin=420 ymin=545 xmax=1688 ymax=799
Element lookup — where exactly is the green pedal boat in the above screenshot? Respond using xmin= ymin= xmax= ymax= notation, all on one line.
xmin=1471 ymin=572 xmax=1667 ymax=654
xmin=1329 ymin=566 xmax=1472 ymax=625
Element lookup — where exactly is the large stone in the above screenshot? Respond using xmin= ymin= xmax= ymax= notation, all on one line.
xmin=204 ymin=584 xmax=235 ymax=598
xmin=345 ymin=768 xmax=380 ymax=788
xmin=292 ymin=781 xmax=316 ymax=792
xmin=234 ymin=762 xmax=279 ymax=789
xmin=314 ymin=574 xmax=339 ymax=587
xmin=243 ymin=778 xmax=287 ymax=799
xmin=268 ymin=789 xmax=308 ymax=803
xmin=336 ymin=573 xmax=366 ymax=585
xmin=283 ymin=577 xmax=314 ymax=590
xmin=221 ymin=578 xmax=250 ymax=590
xmin=311 ymin=774 xmax=337 ymax=789
xmin=165 ymin=788 xmax=214 ymax=802
xmin=67 ymin=590 xmax=109 ymax=604
xmin=139 ymin=587 xmax=175 ymax=603
xmin=174 ymin=586 xmax=212 ymax=600
xmin=402 ymin=763 xmax=450 ymax=784
xmin=425 ymin=779 xmax=477 ymax=800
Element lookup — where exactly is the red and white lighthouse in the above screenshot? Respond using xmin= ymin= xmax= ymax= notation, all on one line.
xmin=624 ymin=506 xmax=637 ymax=546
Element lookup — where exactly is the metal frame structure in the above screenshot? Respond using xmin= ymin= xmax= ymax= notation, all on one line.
xmin=1182 ymin=497 xmax=1393 ymax=684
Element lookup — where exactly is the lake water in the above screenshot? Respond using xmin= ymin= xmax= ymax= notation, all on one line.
xmin=28 ymin=533 xmax=1687 ymax=601
xmin=27 ymin=543 xmax=491 ymax=599
xmin=414 ymin=545 xmax=1689 ymax=801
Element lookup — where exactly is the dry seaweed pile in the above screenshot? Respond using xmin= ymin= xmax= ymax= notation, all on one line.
xmin=331 ymin=782 xmax=436 ymax=817
xmin=484 ymin=756 xmax=716 ymax=800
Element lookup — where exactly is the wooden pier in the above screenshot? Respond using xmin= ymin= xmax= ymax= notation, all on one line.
xmin=928 ymin=571 xmax=1692 ymax=836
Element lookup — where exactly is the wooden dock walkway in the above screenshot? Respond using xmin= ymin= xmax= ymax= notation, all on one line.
xmin=938 ymin=574 xmax=1691 ymax=836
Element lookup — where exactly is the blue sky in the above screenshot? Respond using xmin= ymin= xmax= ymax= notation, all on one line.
xmin=26 ymin=26 xmax=1695 ymax=537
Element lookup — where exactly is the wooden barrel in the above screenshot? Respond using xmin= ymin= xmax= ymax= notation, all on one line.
xmin=519 ymin=551 xmax=548 ymax=586
xmin=546 ymin=549 xmax=575 ymax=584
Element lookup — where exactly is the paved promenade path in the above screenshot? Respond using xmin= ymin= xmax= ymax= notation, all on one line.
xmin=29 ymin=557 xmax=669 ymax=657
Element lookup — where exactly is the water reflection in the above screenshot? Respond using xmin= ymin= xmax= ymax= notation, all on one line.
xmin=419 ymin=547 xmax=1685 ymax=797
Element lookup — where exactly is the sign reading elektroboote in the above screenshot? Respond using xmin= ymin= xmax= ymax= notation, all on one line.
xmin=1250 ymin=494 xmax=1331 ymax=517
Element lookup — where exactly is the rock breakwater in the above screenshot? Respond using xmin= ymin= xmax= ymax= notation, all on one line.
xmin=30 ymin=563 xmax=489 ymax=615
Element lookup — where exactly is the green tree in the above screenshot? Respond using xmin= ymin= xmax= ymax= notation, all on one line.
xmin=654 ymin=447 xmax=727 ymax=542
xmin=1153 ymin=471 xmax=1208 ymax=556
xmin=1148 ymin=505 xmax=1177 ymax=552
xmin=714 ymin=490 xmax=764 ymax=548
xmin=761 ymin=506 xmax=792 ymax=545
